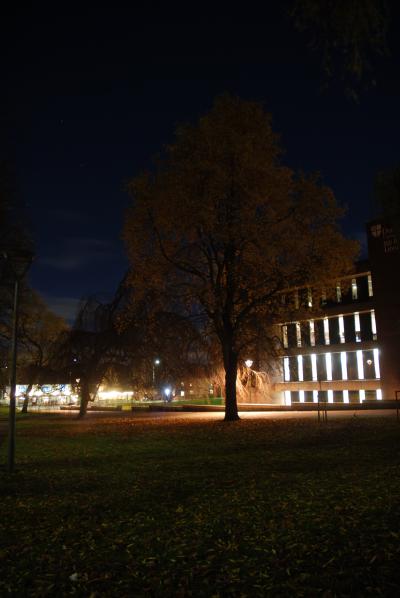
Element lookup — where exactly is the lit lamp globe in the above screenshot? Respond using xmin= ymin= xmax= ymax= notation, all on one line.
xmin=245 ymin=359 xmax=253 ymax=368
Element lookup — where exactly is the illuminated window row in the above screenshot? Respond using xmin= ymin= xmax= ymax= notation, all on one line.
xmin=283 ymin=349 xmax=380 ymax=382
xmin=282 ymin=310 xmax=378 ymax=348
xmin=287 ymin=275 xmax=374 ymax=313
xmin=284 ymin=388 xmax=382 ymax=405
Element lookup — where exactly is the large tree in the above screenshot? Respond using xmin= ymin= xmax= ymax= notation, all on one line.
xmin=0 ymin=285 xmax=66 ymax=410
xmin=124 ymin=96 xmax=358 ymax=421
xmin=17 ymin=289 xmax=67 ymax=413
xmin=54 ymin=291 xmax=129 ymax=418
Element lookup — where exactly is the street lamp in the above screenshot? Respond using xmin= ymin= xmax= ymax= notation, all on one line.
xmin=152 ymin=358 xmax=160 ymax=385
xmin=3 ymin=249 xmax=34 ymax=473
xmin=245 ymin=359 xmax=253 ymax=402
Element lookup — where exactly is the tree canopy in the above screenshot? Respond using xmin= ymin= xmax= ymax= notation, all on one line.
xmin=124 ymin=95 xmax=358 ymax=420
xmin=290 ymin=0 xmax=390 ymax=98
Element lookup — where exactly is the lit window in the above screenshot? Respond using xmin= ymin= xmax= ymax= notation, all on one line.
xmin=354 ymin=312 xmax=361 ymax=342
xmin=297 ymin=355 xmax=304 ymax=381
xmin=324 ymin=318 xmax=330 ymax=345
xmin=377 ymin=389 xmax=382 ymax=400
xmin=311 ymin=354 xmax=318 ymax=381
xmin=325 ymin=353 xmax=332 ymax=381
xmin=339 ymin=316 xmax=345 ymax=343
xmin=336 ymin=282 xmax=342 ymax=303
xmin=307 ymin=288 xmax=313 ymax=307
xmin=371 ymin=310 xmax=377 ymax=340
xmin=328 ymin=389 xmax=334 ymax=403
xmin=284 ymin=390 xmax=291 ymax=405
xmin=357 ymin=350 xmax=364 ymax=379
xmin=296 ymin=322 xmax=302 ymax=347
xmin=312 ymin=390 xmax=318 ymax=403
xmin=370 ymin=223 xmax=382 ymax=238
xmin=340 ymin=352 xmax=348 ymax=380
xmin=309 ymin=320 xmax=316 ymax=346
xmin=373 ymin=348 xmax=380 ymax=379
xmin=368 ymin=274 xmax=373 ymax=297
xmin=284 ymin=357 xmax=290 ymax=381
xmin=359 ymin=389 xmax=365 ymax=403
xmin=299 ymin=390 xmax=305 ymax=403
xmin=343 ymin=390 xmax=349 ymax=404
xmin=282 ymin=325 xmax=288 ymax=348
xmin=351 ymin=278 xmax=358 ymax=300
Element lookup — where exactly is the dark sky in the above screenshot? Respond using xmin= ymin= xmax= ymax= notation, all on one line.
xmin=3 ymin=4 xmax=400 ymax=322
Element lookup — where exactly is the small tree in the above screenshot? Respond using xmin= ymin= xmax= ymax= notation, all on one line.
xmin=124 ymin=96 xmax=358 ymax=421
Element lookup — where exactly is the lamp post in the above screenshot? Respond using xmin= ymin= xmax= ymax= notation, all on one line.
xmin=245 ymin=359 xmax=253 ymax=402
xmin=3 ymin=249 xmax=34 ymax=473
xmin=152 ymin=358 xmax=160 ymax=386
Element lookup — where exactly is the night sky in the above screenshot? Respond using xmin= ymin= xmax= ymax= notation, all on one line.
xmin=3 ymin=5 xmax=400 ymax=322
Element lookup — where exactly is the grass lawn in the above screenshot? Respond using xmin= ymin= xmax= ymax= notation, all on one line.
xmin=1 ymin=412 xmax=400 ymax=596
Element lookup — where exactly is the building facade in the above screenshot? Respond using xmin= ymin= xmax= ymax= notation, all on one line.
xmin=273 ymin=220 xmax=400 ymax=405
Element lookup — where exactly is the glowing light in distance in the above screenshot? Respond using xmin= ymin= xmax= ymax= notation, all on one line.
xmin=351 ymin=278 xmax=358 ymax=300
xmin=311 ymin=354 xmax=317 ymax=381
xmin=339 ymin=316 xmax=345 ymax=343
xmin=323 ymin=318 xmax=330 ymax=345
xmin=297 ymin=355 xmax=304 ymax=381
xmin=371 ymin=310 xmax=377 ymax=337
xmin=368 ymin=274 xmax=373 ymax=297
xmin=282 ymin=326 xmax=288 ymax=348
xmin=354 ymin=312 xmax=361 ymax=342
xmin=325 ymin=353 xmax=332 ymax=381
xmin=309 ymin=320 xmax=315 ymax=346
xmin=340 ymin=352 xmax=348 ymax=380
xmin=357 ymin=350 xmax=364 ymax=379
xmin=296 ymin=322 xmax=302 ymax=347
xmin=284 ymin=357 xmax=290 ymax=381
xmin=373 ymin=348 xmax=380 ymax=379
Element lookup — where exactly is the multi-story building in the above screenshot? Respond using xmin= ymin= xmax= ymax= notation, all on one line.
xmin=273 ymin=220 xmax=400 ymax=405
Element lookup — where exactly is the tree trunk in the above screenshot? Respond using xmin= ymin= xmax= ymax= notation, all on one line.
xmin=21 ymin=383 xmax=33 ymax=414
xmin=224 ymin=347 xmax=240 ymax=421
xmin=79 ymin=379 xmax=91 ymax=418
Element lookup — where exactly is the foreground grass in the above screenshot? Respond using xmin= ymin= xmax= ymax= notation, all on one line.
xmin=1 ymin=412 xmax=400 ymax=596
